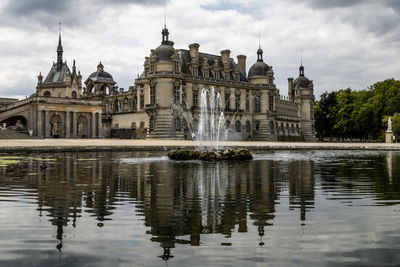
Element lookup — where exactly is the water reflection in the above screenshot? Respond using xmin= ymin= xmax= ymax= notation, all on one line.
xmin=0 ymin=151 xmax=399 ymax=265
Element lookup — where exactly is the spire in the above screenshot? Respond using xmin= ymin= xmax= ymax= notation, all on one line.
xmin=56 ymin=23 xmax=63 ymax=71
xmin=161 ymin=0 xmax=170 ymax=45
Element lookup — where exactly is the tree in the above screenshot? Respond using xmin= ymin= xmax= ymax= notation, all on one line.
xmin=315 ymin=91 xmax=337 ymax=140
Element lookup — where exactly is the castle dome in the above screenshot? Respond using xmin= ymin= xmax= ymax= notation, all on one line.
xmin=248 ymin=61 xmax=269 ymax=78
xmin=155 ymin=43 xmax=175 ymax=62
xmin=248 ymin=47 xmax=269 ymax=78
xmin=154 ymin=26 xmax=175 ymax=62
xmin=88 ymin=62 xmax=115 ymax=83
xmin=294 ymin=65 xmax=311 ymax=89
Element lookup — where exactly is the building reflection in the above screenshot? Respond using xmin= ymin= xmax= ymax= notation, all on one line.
xmin=0 ymin=151 xmax=316 ymax=262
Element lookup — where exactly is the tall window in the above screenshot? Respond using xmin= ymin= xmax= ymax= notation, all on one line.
xmin=204 ymin=69 xmax=209 ymax=78
xmin=225 ymin=92 xmax=231 ymax=110
xmin=132 ymin=95 xmax=137 ymax=111
xmin=246 ymin=92 xmax=250 ymax=111
xmin=182 ymin=86 xmax=186 ymax=105
xmin=72 ymin=91 xmax=77 ymax=99
xmin=269 ymin=95 xmax=274 ymax=111
xmin=174 ymin=117 xmax=180 ymax=131
xmin=174 ymin=86 xmax=180 ymax=104
xmin=235 ymin=93 xmax=241 ymax=111
xmin=254 ymin=96 xmax=261 ymax=113
xmin=246 ymin=121 xmax=251 ymax=132
xmin=150 ymin=86 xmax=156 ymax=105
xmin=193 ymin=90 xmax=198 ymax=108
xmin=236 ymin=121 xmax=241 ymax=132
xmin=173 ymin=61 xmax=179 ymax=72
xmin=149 ymin=117 xmax=155 ymax=132
xmin=140 ymin=89 xmax=144 ymax=109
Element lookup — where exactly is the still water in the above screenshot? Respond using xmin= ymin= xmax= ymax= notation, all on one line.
xmin=0 ymin=150 xmax=399 ymax=266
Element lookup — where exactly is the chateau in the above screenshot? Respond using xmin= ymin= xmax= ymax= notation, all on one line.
xmin=0 ymin=26 xmax=316 ymax=141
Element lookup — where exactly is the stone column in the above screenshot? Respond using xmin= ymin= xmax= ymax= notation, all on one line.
xmin=91 ymin=112 xmax=96 ymax=138
xmin=72 ymin=111 xmax=77 ymax=137
xmin=28 ymin=105 xmax=33 ymax=132
xmin=97 ymin=112 xmax=103 ymax=138
xmin=44 ymin=110 xmax=49 ymax=138
xmin=37 ymin=110 xmax=43 ymax=138
xmin=65 ymin=111 xmax=70 ymax=138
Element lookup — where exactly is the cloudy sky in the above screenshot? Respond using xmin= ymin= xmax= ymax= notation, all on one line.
xmin=0 ymin=0 xmax=399 ymax=99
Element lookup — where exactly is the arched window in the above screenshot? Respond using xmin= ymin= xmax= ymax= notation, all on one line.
xmin=149 ymin=116 xmax=155 ymax=132
xmin=105 ymin=101 xmax=110 ymax=114
xmin=254 ymin=96 xmax=261 ymax=112
xmin=44 ymin=91 xmax=51 ymax=97
xmin=225 ymin=120 xmax=231 ymax=130
xmin=236 ymin=121 xmax=241 ymax=132
xmin=256 ymin=121 xmax=260 ymax=131
xmin=114 ymin=99 xmax=120 ymax=112
xmin=87 ymin=84 xmax=94 ymax=95
xmin=132 ymin=96 xmax=137 ymax=112
xmin=72 ymin=91 xmax=77 ymax=99
xmin=246 ymin=121 xmax=251 ymax=133
xmin=174 ymin=117 xmax=180 ymax=131
xmin=123 ymin=98 xmax=129 ymax=111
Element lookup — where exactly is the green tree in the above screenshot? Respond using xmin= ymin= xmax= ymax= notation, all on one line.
xmin=315 ymin=91 xmax=337 ymax=140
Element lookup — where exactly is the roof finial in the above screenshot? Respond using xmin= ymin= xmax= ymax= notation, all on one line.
xmin=164 ymin=0 xmax=167 ymax=28
xmin=56 ymin=22 xmax=63 ymax=71
xmin=300 ymin=48 xmax=303 ymax=66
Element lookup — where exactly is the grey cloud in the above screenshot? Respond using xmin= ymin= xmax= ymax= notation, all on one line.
xmin=4 ymin=0 xmax=70 ymax=16
xmin=385 ymin=0 xmax=400 ymax=13
xmin=0 ymin=0 xmax=166 ymax=28
xmin=306 ymin=0 xmax=363 ymax=9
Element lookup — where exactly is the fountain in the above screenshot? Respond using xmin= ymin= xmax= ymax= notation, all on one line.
xmin=168 ymin=87 xmax=253 ymax=161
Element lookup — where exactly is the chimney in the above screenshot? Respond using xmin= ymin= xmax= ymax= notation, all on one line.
xmin=237 ymin=55 xmax=246 ymax=76
xmin=288 ymin=78 xmax=294 ymax=100
xmin=220 ymin=49 xmax=231 ymax=68
xmin=189 ymin=43 xmax=200 ymax=62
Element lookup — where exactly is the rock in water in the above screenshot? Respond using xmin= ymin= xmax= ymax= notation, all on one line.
xmin=168 ymin=149 xmax=252 ymax=161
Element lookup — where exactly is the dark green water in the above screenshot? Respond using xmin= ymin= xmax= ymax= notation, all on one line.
xmin=0 ymin=150 xmax=399 ymax=267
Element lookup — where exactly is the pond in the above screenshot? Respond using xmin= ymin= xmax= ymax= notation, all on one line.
xmin=0 ymin=150 xmax=399 ymax=266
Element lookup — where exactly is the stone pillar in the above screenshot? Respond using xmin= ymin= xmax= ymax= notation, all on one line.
xmin=72 ymin=111 xmax=77 ymax=137
xmin=44 ymin=110 xmax=49 ymax=138
xmin=91 ymin=112 xmax=96 ymax=138
xmin=386 ymin=131 xmax=393 ymax=143
xmin=65 ymin=111 xmax=70 ymax=138
xmin=97 ymin=112 xmax=103 ymax=138
xmin=37 ymin=110 xmax=43 ymax=137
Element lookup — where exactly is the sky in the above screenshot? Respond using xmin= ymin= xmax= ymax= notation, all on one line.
xmin=0 ymin=0 xmax=399 ymax=100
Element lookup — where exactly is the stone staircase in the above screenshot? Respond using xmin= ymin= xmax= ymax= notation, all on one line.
xmin=301 ymin=121 xmax=317 ymax=142
xmin=252 ymin=120 xmax=277 ymax=141
xmin=147 ymin=114 xmax=185 ymax=140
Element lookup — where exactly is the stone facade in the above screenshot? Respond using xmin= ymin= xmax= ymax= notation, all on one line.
xmin=0 ymin=26 xmax=316 ymax=141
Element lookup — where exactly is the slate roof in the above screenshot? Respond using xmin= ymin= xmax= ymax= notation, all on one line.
xmin=43 ymin=62 xmax=71 ymax=84
xmin=177 ymin=49 xmax=249 ymax=82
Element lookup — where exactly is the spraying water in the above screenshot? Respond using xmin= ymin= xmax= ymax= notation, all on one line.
xmin=196 ymin=87 xmax=228 ymax=151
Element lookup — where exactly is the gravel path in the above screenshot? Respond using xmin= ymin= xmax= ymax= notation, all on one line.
xmin=0 ymin=139 xmax=399 ymax=152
